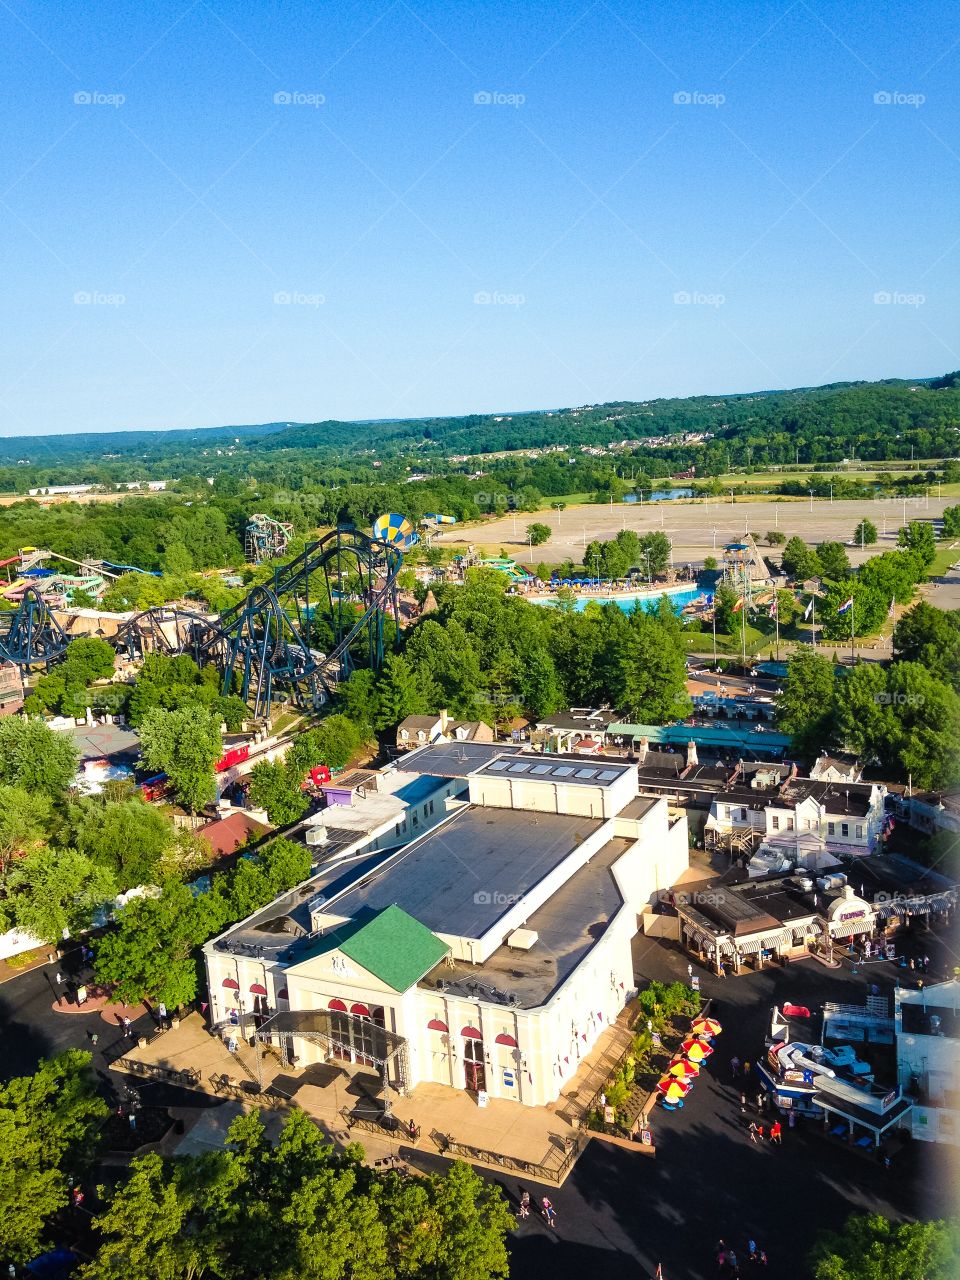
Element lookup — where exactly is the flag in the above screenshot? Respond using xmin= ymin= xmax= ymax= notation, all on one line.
xmin=803 ymin=598 xmax=813 ymax=621
xmin=732 ymin=598 xmax=744 ymax=613
xmin=769 ymin=596 xmax=778 ymax=618
xmin=837 ymin=597 xmax=854 ymax=614
xmin=888 ymin=599 xmax=895 ymax=619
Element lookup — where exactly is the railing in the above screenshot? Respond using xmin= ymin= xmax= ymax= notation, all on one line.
xmin=114 ymin=1057 xmax=202 ymax=1089
xmin=433 ymin=1131 xmax=585 ymax=1185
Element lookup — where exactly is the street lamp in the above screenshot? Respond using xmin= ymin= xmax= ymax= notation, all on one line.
xmin=644 ymin=550 xmax=652 ymax=583
xmin=808 ymin=490 xmax=814 ymax=512
xmin=553 ymin=503 xmax=563 ymax=526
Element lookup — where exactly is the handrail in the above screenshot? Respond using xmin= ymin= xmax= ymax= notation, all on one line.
xmin=114 ymin=1057 xmax=201 ymax=1088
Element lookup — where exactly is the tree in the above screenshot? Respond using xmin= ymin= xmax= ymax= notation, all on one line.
xmin=816 ymin=541 xmax=851 ymax=580
xmin=375 ymin=654 xmax=429 ymax=731
xmin=615 ymin=611 xmax=691 ymax=724
xmin=248 ymin=760 xmax=309 ymax=826
xmin=781 ymin=536 xmax=821 ymax=580
xmin=776 ymin=651 xmax=837 ymax=754
xmin=893 ymin=601 xmax=960 ymax=690
xmin=7 ymin=847 xmax=117 ymax=944
xmin=336 ymin=668 xmax=380 ymax=736
xmin=942 ymin=503 xmax=960 ymax=538
xmin=811 ymin=1212 xmax=960 ymax=1280
xmin=95 ymin=880 xmax=205 ymax=1008
xmin=0 ymin=784 xmax=51 ymax=873
xmin=70 ymin=796 xmax=174 ymax=887
xmin=639 ymin=531 xmax=671 ymax=575
xmin=61 ymin=636 xmax=116 ymax=684
xmin=853 ymin=518 xmax=878 ymax=546
xmin=424 ymin=1159 xmax=513 ymax=1280
xmin=898 ymin=519 xmax=936 ymax=568
xmin=0 ymin=1051 xmax=108 ymax=1264
xmin=139 ymin=706 xmax=222 ymax=813
xmin=703 ymin=555 xmax=718 ymax=571
xmin=0 ymin=717 xmax=79 ymax=796
xmin=766 ymin=530 xmax=786 ymax=546
xmin=526 ymin=522 xmax=551 ymax=546
xmin=713 ymin=580 xmax=740 ymax=635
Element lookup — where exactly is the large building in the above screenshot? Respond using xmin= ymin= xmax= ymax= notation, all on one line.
xmin=203 ymin=746 xmax=689 ymax=1108
xmin=896 ymin=979 xmax=960 ymax=1144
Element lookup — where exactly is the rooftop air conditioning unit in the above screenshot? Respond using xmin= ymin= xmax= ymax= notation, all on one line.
xmin=507 ymin=928 xmax=539 ymax=951
xmin=305 ymin=825 xmax=328 ymax=847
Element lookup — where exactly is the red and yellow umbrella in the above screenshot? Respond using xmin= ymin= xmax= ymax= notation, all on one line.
xmin=666 ymin=1058 xmax=699 ymax=1078
xmin=682 ymin=1039 xmax=712 ymax=1062
xmin=691 ymin=1017 xmax=722 ymax=1037
xmin=658 ymin=1078 xmax=692 ymax=1103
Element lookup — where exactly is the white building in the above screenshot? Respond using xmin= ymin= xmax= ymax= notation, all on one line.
xmin=707 ymin=774 xmax=887 ymax=855
xmin=896 ymin=979 xmax=960 ymax=1144
xmin=203 ymin=748 xmax=689 ymax=1108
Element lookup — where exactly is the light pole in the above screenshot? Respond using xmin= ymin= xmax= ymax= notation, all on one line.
xmin=729 ymin=489 xmax=735 ymax=506
xmin=808 ymin=490 xmax=814 ymax=512
xmin=712 ymin=527 xmax=718 ymax=550
xmin=829 ymin=484 xmax=833 ymax=504
xmin=644 ymin=550 xmax=652 ymax=584
xmin=553 ymin=503 xmax=563 ymax=527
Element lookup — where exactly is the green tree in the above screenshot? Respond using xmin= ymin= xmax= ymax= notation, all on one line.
xmin=248 ymin=759 xmax=309 ymax=826
xmin=615 ymin=611 xmax=691 ymax=724
xmin=7 ymin=847 xmax=117 ymax=944
xmin=766 ymin=530 xmax=787 ymax=546
xmin=95 ymin=880 xmax=204 ymax=1008
xmin=897 ymin=519 xmax=936 ymax=567
xmin=0 ymin=717 xmax=79 ymax=796
xmin=816 ymin=541 xmax=851 ymax=580
xmin=893 ymin=601 xmax=960 ymax=691
xmin=781 ymin=536 xmax=821 ymax=580
xmin=0 ymin=1051 xmax=108 ymax=1264
xmin=336 ymin=668 xmax=380 ymax=736
xmin=853 ymin=518 xmax=878 ymax=546
xmin=0 ymin=784 xmax=51 ymax=874
xmin=811 ymin=1212 xmax=960 ymax=1280
xmin=375 ymin=653 xmax=429 ymax=731
xmin=777 ymin=651 xmax=837 ymax=754
xmin=941 ymin=503 xmax=960 ymax=538
xmin=526 ymin=522 xmax=551 ymax=546
xmin=639 ymin=531 xmax=671 ymax=575
xmin=70 ymin=796 xmax=174 ymax=887
xmin=139 ymin=706 xmax=222 ymax=813
xmin=519 ymin=647 xmax=563 ymax=718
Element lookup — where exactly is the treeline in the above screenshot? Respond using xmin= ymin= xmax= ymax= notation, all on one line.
xmin=334 ymin=569 xmax=691 ymax=730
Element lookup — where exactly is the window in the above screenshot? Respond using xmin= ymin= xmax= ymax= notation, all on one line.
xmin=395 ymin=822 xmax=401 ymax=836
xmin=429 ymin=800 xmax=434 ymax=815
xmin=423 ymin=804 xmax=428 ymax=816
xmin=828 ymin=822 xmax=835 ymax=836
xmin=740 ymin=807 xmax=748 ymax=821
xmin=787 ymin=818 xmax=795 ymax=831
xmin=841 ymin=823 xmax=849 ymax=837
xmin=772 ymin=815 xmax=780 ymax=830
xmin=856 ymin=824 xmax=863 ymax=839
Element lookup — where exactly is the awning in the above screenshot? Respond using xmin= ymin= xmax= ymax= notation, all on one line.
xmin=873 ymin=903 xmax=899 ymax=920
xmin=814 ymin=1091 xmax=913 ymax=1136
xmin=249 ymin=983 xmax=267 ymax=997
xmin=829 ymin=917 xmax=874 ymax=938
xmin=738 ymin=938 xmax=763 ymax=955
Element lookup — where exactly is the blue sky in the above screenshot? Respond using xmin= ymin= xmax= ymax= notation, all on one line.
xmin=1 ymin=0 xmax=958 ymax=435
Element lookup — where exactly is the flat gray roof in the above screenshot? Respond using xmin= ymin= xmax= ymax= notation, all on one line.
xmin=423 ymin=835 xmax=629 ymax=1008
xmin=401 ymin=741 xmax=522 ymax=777
xmin=320 ymin=805 xmax=602 ymax=940
xmin=474 ymin=755 xmax=633 ymax=787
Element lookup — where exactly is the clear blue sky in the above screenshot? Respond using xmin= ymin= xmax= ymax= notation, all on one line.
xmin=1 ymin=0 xmax=958 ymax=435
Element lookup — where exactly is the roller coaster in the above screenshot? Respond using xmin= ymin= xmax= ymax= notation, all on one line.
xmin=0 ymin=525 xmax=402 ymax=719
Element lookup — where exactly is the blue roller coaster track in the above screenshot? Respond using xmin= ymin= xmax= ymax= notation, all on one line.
xmin=0 ymin=525 xmax=402 ymax=719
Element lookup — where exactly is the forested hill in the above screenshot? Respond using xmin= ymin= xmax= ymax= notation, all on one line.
xmin=1 ymin=375 xmax=958 ymax=482
xmin=260 ymin=376 xmax=960 ymax=462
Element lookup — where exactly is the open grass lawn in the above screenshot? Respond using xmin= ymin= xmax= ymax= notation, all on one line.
xmin=926 ymin=545 xmax=960 ymax=578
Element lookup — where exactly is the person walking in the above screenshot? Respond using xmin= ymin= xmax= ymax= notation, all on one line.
xmin=740 ymin=1092 xmax=747 ymax=1113
xmin=730 ymin=1055 xmax=740 ymax=1078
xmin=121 ymin=1015 xmax=132 ymax=1038
xmin=770 ymin=1120 xmax=782 ymax=1145
xmin=742 ymin=1060 xmax=751 ymax=1080
xmin=517 ymin=1191 xmax=530 ymax=1220
xmin=541 ymin=1196 xmax=556 ymax=1229
xmin=157 ymin=1001 xmax=167 ymax=1027
xmin=687 ymin=962 xmax=694 ymax=981
xmin=756 ymin=1124 xmax=765 ymax=1143
xmin=748 ymin=1121 xmax=759 ymax=1143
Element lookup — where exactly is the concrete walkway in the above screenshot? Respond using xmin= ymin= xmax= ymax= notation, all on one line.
xmin=110 ymin=1005 xmax=642 ymax=1183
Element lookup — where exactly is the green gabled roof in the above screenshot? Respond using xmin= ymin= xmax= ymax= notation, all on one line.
xmin=338 ymin=905 xmax=450 ymax=993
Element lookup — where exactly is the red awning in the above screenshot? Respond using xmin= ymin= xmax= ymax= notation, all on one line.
xmin=350 ymin=1002 xmax=370 ymax=1017
xmin=222 ymin=978 xmax=239 ymax=990
xmin=427 ymin=1018 xmax=449 ymax=1032
xmin=328 ymin=998 xmax=347 ymax=1012
xmin=250 ymin=983 xmax=267 ymax=996
xmin=461 ymin=1026 xmax=483 ymax=1039
xmin=277 ymin=988 xmax=289 ymax=1000
xmin=495 ymin=1033 xmax=518 ymax=1048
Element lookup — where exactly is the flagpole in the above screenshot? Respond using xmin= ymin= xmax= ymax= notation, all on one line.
xmin=851 ymin=598 xmax=855 ymax=664
xmin=811 ymin=596 xmax=816 ymax=650
xmin=774 ymin=594 xmax=780 ymax=661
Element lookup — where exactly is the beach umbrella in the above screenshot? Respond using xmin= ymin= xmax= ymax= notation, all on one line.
xmin=666 ymin=1059 xmax=699 ymax=1079
xmin=691 ymin=1017 xmax=722 ymax=1037
xmin=682 ymin=1040 xmax=712 ymax=1062
xmin=658 ymin=1079 xmax=691 ymax=1103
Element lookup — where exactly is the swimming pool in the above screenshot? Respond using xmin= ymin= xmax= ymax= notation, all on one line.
xmin=530 ymin=586 xmax=703 ymax=614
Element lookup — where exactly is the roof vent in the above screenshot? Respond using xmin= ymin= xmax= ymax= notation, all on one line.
xmin=507 ymin=928 xmax=539 ymax=951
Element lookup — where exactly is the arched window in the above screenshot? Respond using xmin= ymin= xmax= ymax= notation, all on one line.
xmin=328 ymin=998 xmax=347 ymax=1012
xmin=495 ymin=1033 xmax=518 ymax=1048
